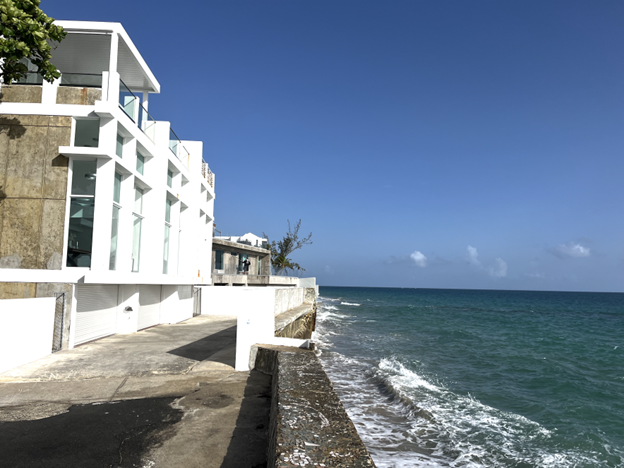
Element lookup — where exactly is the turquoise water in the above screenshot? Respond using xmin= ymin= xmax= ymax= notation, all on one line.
xmin=315 ymin=287 xmax=624 ymax=467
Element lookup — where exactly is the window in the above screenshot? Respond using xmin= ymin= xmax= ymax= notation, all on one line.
xmin=163 ymin=198 xmax=172 ymax=274
xmin=109 ymin=172 xmax=122 ymax=270
xmin=131 ymin=187 xmax=144 ymax=272
xmin=136 ymin=152 xmax=145 ymax=175
xmin=215 ymin=250 xmax=224 ymax=270
xmin=116 ymin=134 xmax=124 ymax=158
xmin=74 ymin=119 xmax=100 ymax=147
xmin=66 ymin=160 xmax=97 ymax=267
xmin=167 ymin=169 xmax=173 ymax=188
xmin=258 ymin=256 xmax=261 ymax=275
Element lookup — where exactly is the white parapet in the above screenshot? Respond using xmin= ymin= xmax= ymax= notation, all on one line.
xmin=0 ymin=297 xmax=56 ymax=374
xmin=199 ymin=286 xmax=313 ymax=371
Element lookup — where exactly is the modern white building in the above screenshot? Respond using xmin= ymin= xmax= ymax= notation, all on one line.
xmin=0 ymin=21 xmax=215 ymax=358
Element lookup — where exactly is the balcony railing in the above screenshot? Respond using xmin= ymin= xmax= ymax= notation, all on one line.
xmin=213 ymin=266 xmax=260 ymax=276
xmin=60 ymin=73 xmax=102 ymax=88
xmin=118 ymin=78 xmax=137 ymax=122
xmin=116 ymin=77 xmax=209 ymax=178
xmin=12 ymin=72 xmax=44 ymax=85
xmin=201 ymin=162 xmax=214 ymax=188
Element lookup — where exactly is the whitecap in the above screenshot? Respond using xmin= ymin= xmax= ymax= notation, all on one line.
xmin=341 ymin=302 xmax=361 ymax=306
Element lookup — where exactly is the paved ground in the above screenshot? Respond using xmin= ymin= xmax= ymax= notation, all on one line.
xmin=0 ymin=315 xmax=272 ymax=468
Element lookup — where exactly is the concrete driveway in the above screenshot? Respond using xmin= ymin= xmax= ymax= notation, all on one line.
xmin=0 ymin=315 xmax=272 ymax=468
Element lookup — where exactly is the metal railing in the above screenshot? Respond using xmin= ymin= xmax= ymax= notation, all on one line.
xmin=52 ymin=293 xmax=65 ymax=352
xmin=213 ymin=265 xmax=260 ymax=276
xmin=201 ymin=162 xmax=214 ymax=188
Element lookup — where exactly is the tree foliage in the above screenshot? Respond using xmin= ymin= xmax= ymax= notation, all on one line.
xmin=0 ymin=0 xmax=66 ymax=84
xmin=264 ymin=220 xmax=313 ymax=275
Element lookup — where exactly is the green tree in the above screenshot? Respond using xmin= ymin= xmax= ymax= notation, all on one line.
xmin=264 ymin=220 xmax=313 ymax=276
xmin=0 ymin=0 xmax=66 ymax=84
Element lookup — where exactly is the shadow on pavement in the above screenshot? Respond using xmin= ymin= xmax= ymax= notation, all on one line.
xmin=220 ymin=370 xmax=272 ymax=468
xmin=167 ymin=325 xmax=236 ymax=365
xmin=0 ymin=397 xmax=183 ymax=468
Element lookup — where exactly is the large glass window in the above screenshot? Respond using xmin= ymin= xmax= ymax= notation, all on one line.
xmin=167 ymin=169 xmax=173 ymax=188
xmin=74 ymin=119 xmax=100 ymax=147
xmin=113 ymin=172 xmax=122 ymax=204
xmin=131 ymin=187 xmax=144 ymax=272
xmin=215 ymin=250 xmax=224 ymax=270
xmin=116 ymin=134 xmax=124 ymax=158
xmin=136 ymin=152 xmax=145 ymax=175
xmin=109 ymin=172 xmax=122 ymax=270
xmin=66 ymin=160 xmax=97 ymax=267
xmin=163 ymin=198 xmax=172 ymax=274
xmin=165 ymin=198 xmax=171 ymax=223
xmin=109 ymin=206 xmax=120 ymax=270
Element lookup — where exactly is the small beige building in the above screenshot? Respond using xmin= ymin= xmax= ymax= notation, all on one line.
xmin=211 ymin=236 xmax=299 ymax=287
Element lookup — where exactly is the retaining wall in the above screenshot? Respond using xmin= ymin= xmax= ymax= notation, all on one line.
xmin=253 ymin=345 xmax=376 ymax=468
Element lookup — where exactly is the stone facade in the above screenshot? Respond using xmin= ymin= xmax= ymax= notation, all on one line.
xmin=0 ymin=85 xmax=43 ymax=104
xmin=56 ymin=87 xmax=102 ymax=105
xmin=0 ymin=114 xmax=71 ymax=275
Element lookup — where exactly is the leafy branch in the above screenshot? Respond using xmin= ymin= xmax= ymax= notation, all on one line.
xmin=0 ymin=0 xmax=67 ymax=84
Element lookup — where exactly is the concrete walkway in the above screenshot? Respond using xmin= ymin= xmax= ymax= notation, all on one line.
xmin=0 ymin=315 xmax=272 ymax=468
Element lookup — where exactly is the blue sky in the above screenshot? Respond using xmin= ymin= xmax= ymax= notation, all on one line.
xmin=45 ymin=1 xmax=624 ymax=292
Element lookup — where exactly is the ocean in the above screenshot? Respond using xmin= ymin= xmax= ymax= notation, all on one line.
xmin=314 ymin=287 xmax=624 ymax=468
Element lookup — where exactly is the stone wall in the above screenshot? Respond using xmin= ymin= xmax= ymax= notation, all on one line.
xmin=0 ymin=85 xmax=43 ymax=104
xmin=0 ymin=114 xmax=71 ymax=272
xmin=56 ymin=87 xmax=101 ymax=105
xmin=254 ymin=346 xmax=376 ymax=468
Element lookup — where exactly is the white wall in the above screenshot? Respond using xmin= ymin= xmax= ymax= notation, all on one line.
xmin=0 ymin=297 xmax=56 ymax=374
xmin=274 ymin=288 xmax=305 ymax=316
xmin=199 ymin=286 xmax=311 ymax=371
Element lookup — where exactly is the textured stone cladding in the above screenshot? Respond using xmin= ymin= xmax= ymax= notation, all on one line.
xmin=56 ymin=87 xmax=102 ymax=106
xmin=256 ymin=347 xmax=376 ymax=468
xmin=0 ymin=114 xmax=71 ymax=273
xmin=0 ymin=85 xmax=43 ymax=104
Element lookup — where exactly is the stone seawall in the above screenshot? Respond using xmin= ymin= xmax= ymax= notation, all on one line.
xmin=253 ymin=344 xmax=376 ymax=468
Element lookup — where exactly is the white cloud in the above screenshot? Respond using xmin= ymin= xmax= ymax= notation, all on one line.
xmin=554 ymin=242 xmax=590 ymax=258
xmin=466 ymin=246 xmax=507 ymax=278
xmin=324 ymin=265 xmax=334 ymax=274
xmin=467 ymin=245 xmax=481 ymax=266
xmin=410 ymin=251 xmax=427 ymax=268
xmin=487 ymin=258 xmax=507 ymax=278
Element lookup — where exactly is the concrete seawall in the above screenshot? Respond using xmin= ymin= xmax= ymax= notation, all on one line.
xmin=251 ymin=301 xmax=376 ymax=467
xmin=253 ymin=345 xmax=376 ymax=468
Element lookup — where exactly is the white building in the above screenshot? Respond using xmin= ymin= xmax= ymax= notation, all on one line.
xmin=0 ymin=21 xmax=215 ymax=361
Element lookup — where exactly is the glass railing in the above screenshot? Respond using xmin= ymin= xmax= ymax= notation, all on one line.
xmin=118 ymin=78 xmax=138 ymax=122
xmin=138 ymin=103 xmax=156 ymax=143
xmin=60 ymin=73 xmax=102 ymax=88
xmin=13 ymin=72 xmax=44 ymax=85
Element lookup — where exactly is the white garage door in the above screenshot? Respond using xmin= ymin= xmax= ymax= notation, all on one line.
xmin=75 ymin=285 xmax=118 ymax=345
xmin=138 ymin=285 xmax=161 ymax=330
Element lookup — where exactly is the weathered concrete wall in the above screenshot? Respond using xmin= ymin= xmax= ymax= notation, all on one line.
xmin=254 ymin=346 xmax=376 ymax=468
xmin=0 ymin=114 xmax=71 ymax=274
xmin=0 ymin=85 xmax=43 ymax=103
xmin=56 ymin=87 xmax=101 ymax=105
xmin=274 ymin=287 xmax=305 ymax=316
xmin=275 ymin=303 xmax=316 ymax=340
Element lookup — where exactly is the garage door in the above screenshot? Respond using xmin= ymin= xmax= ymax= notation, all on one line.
xmin=138 ymin=285 xmax=161 ymax=330
xmin=75 ymin=285 xmax=118 ymax=345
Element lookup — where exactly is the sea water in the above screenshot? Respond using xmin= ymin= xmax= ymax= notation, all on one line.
xmin=314 ymin=287 xmax=624 ymax=467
